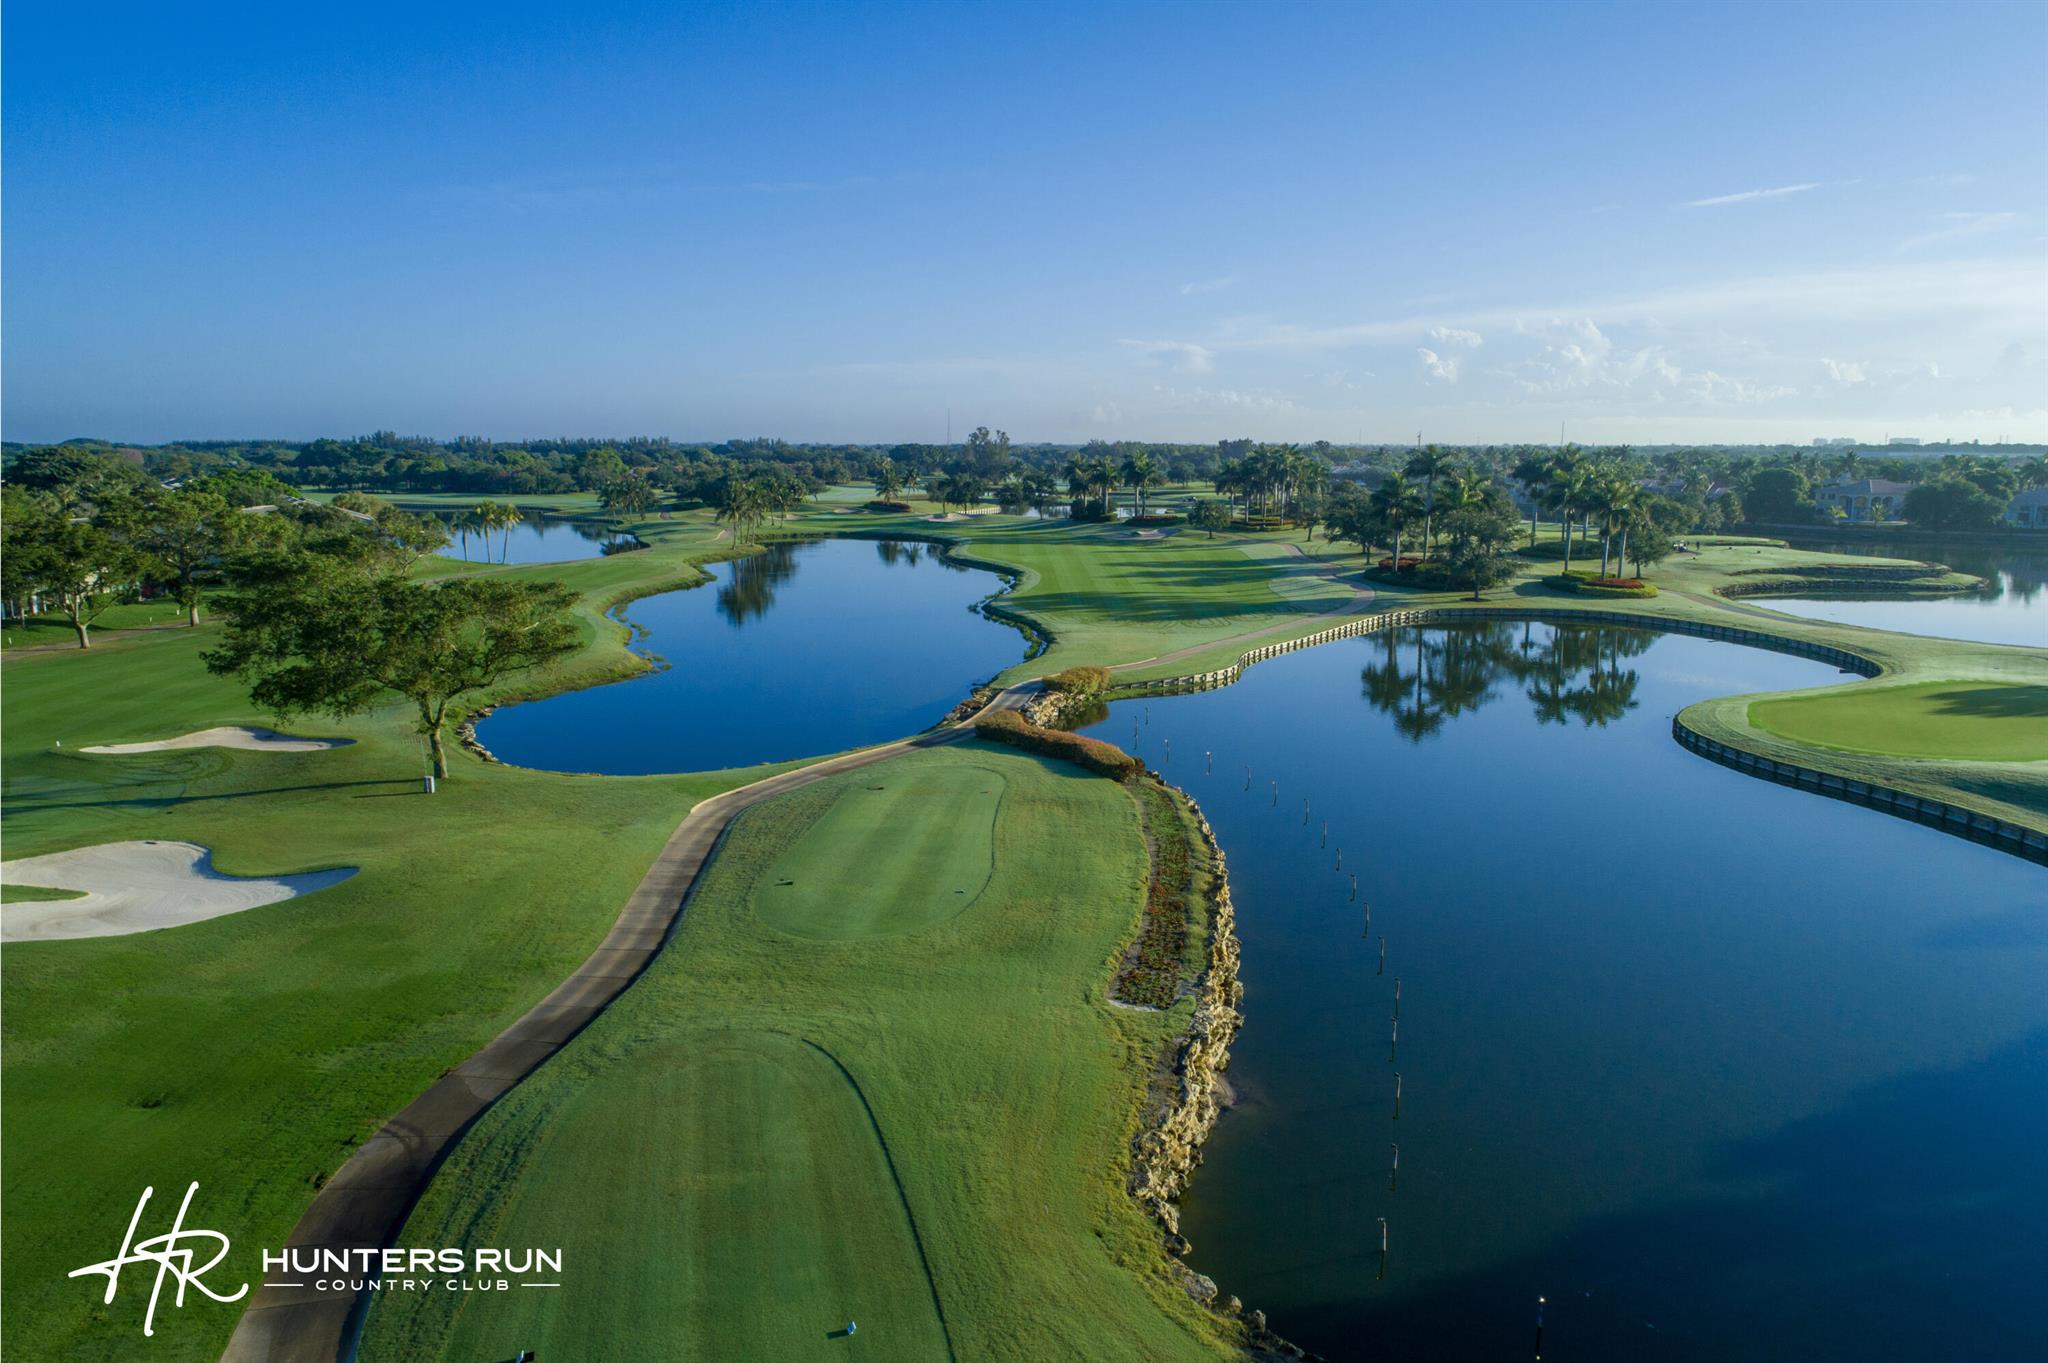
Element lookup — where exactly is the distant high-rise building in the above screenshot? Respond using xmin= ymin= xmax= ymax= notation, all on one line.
xmin=1888 ymin=436 xmax=1923 ymax=446
xmin=1812 ymin=436 xmax=1857 ymax=447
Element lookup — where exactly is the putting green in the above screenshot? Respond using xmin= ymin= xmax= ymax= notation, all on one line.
xmin=751 ymin=767 xmax=1005 ymax=939
xmin=1749 ymin=681 xmax=2048 ymax=761
xmin=363 ymin=1030 xmax=950 ymax=1363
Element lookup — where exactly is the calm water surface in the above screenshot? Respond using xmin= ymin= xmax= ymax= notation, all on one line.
xmin=1079 ymin=623 xmax=2046 ymax=1362
xmin=436 ymin=514 xmax=642 ymax=564
xmin=478 ymin=538 xmax=1024 ymax=772
xmin=1758 ymin=536 xmax=2047 ymax=648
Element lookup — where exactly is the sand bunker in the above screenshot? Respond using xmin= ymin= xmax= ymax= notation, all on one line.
xmin=1 ymin=840 xmax=357 ymax=941
xmin=79 ymin=726 xmax=351 ymax=755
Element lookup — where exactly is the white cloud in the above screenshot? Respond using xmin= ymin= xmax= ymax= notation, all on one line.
xmin=1179 ymin=276 xmax=1239 ymax=296
xmin=1683 ymin=182 xmax=1819 ymax=208
xmin=1118 ymin=339 xmax=1216 ymax=373
xmin=1899 ymin=211 xmax=2019 ymax=252
xmin=1820 ymin=357 xmax=1869 ymax=386
xmin=1427 ymin=326 xmax=1483 ymax=348
xmin=1416 ymin=348 xmax=1461 ymax=382
xmin=1150 ymin=384 xmax=1295 ymax=412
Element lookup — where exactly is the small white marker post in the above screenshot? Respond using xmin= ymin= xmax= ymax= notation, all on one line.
xmin=1390 ymin=1142 xmax=1399 ymax=1191
xmin=1393 ymin=1071 xmax=1402 ymax=1120
xmin=1378 ymin=936 xmax=1386 ymax=976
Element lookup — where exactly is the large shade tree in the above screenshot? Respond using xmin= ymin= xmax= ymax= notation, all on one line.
xmin=205 ymin=555 xmax=578 ymax=779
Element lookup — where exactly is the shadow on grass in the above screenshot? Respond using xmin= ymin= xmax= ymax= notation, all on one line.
xmin=1925 ymin=684 xmax=2048 ymax=721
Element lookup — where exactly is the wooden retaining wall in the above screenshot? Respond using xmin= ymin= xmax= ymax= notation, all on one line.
xmin=1113 ymin=605 xmax=2046 ymax=868
xmin=1112 ymin=605 xmax=1883 ymax=697
xmin=1671 ymin=721 xmax=2048 ymax=865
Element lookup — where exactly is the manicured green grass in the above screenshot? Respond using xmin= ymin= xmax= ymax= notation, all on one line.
xmin=752 ymin=767 xmax=1005 ymax=939
xmin=1 ymin=599 xmax=192 ymax=650
xmin=1749 ymin=681 xmax=2048 ymax=760
xmin=0 ymin=621 xmax=801 ymax=1361
xmin=361 ymin=745 xmax=1235 ymax=1362
xmin=0 ymin=884 xmax=86 ymax=903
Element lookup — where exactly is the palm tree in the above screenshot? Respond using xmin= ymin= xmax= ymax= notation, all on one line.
xmin=715 ymin=476 xmax=771 ymax=546
xmin=1119 ymin=447 xmax=1162 ymax=518
xmin=1404 ymin=444 xmax=1457 ymax=556
xmin=1592 ymin=476 xmax=1637 ymax=578
xmin=1370 ymin=473 xmax=1426 ymax=572
xmin=1542 ymin=450 xmax=1592 ymax=573
xmin=1512 ymin=453 xmax=1552 ymax=546
xmin=873 ymin=456 xmax=903 ymax=503
xmin=1062 ymin=456 xmax=1093 ymax=515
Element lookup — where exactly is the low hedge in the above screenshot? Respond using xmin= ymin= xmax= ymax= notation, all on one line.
xmin=866 ymin=499 xmax=912 ymax=512
xmin=974 ymin=709 xmax=1145 ymax=781
xmin=1548 ymin=572 xmax=1659 ymax=598
xmin=1045 ymin=665 xmax=1112 ymax=696
xmin=1126 ymin=513 xmax=1183 ymax=527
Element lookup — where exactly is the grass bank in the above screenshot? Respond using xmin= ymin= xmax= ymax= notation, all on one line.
xmin=358 ymin=743 xmax=1239 ymax=1362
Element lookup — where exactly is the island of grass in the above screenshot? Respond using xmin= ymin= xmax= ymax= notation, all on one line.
xmin=358 ymin=744 xmax=1237 ymax=1362
xmin=1750 ymin=681 xmax=2048 ymax=761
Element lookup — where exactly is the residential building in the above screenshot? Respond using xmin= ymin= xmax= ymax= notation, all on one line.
xmin=1814 ymin=477 xmax=1917 ymax=523
xmin=2004 ymin=487 xmax=2048 ymax=530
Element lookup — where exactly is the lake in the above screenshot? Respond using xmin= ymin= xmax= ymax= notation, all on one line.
xmin=1756 ymin=535 xmax=2048 ymax=648
xmin=1077 ymin=622 xmax=2047 ymax=1362
xmin=475 ymin=537 xmax=1026 ymax=772
xmin=435 ymin=513 xmax=642 ymax=564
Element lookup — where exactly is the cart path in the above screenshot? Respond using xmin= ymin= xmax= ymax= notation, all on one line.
xmin=220 ymin=683 xmax=1039 ymax=1363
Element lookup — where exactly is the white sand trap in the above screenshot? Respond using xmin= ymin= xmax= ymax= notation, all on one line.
xmin=78 ymin=725 xmax=352 ymax=755
xmin=1 ymin=840 xmax=357 ymax=941
xmin=925 ymin=512 xmax=968 ymax=522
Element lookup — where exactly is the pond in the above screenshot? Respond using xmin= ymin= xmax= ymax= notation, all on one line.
xmin=434 ymin=512 xmax=642 ymax=565
xmin=1756 ymin=535 xmax=2048 ymax=648
xmin=475 ymin=538 xmax=1025 ymax=773
xmin=1076 ymin=622 xmax=2047 ymax=1362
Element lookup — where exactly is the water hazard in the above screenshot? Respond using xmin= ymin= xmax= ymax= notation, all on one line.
xmin=476 ymin=537 xmax=1026 ymax=772
xmin=1077 ymin=620 xmax=2047 ymax=1362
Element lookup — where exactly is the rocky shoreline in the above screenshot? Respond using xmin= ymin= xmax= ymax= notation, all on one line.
xmin=1128 ymin=785 xmax=1315 ymax=1361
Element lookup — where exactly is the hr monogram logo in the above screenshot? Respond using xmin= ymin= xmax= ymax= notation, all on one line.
xmin=68 ymin=1183 xmax=248 ymax=1337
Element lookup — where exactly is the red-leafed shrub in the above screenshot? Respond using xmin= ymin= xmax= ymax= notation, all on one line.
xmin=1376 ymin=555 xmax=1426 ymax=572
xmin=974 ymin=709 xmax=1144 ymax=781
xmin=866 ymin=499 xmax=912 ymax=512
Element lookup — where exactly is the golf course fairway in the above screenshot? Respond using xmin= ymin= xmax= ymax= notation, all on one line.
xmin=359 ymin=743 xmax=1237 ymax=1362
xmin=752 ymin=767 xmax=1005 ymax=939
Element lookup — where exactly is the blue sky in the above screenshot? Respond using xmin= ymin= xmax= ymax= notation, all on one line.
xmin=5 ymin=0 xmax=2045 ymax=445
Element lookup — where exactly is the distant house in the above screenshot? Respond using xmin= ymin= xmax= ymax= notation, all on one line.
xmin=1814 ymin=477 xmax=1916 ymax=523
xmin=2004 ymin=487 xmax=2048 ymax=530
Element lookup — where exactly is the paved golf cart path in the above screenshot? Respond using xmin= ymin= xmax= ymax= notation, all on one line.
xmin=221 ymin=683 xmax=1039 ymax=1363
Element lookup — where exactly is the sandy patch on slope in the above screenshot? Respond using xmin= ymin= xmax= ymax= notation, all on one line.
xmin=79 ymin=725 xmax=351 ymax=755
xmin=1 ymin=840 xmax=357 ymax=941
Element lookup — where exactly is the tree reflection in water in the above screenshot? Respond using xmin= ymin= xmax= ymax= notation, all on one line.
xmin=1362 ymin=623 xmax=1653 ymax=740
xmin=717 ymin=542 xmax=802 ymax=626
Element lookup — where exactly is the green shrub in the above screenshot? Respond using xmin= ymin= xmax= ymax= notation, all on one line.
xmin=974 ymin=710 xmax=1144 ymax=781
xmin=1045 ymin=665 xmax=1112 ymax=696
xmin=865 ymin=499 xmax=912 ymax=512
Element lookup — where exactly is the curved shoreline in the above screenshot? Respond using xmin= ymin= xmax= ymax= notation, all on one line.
xmin=1108 ymin=602 xmax=2046 ymax=866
